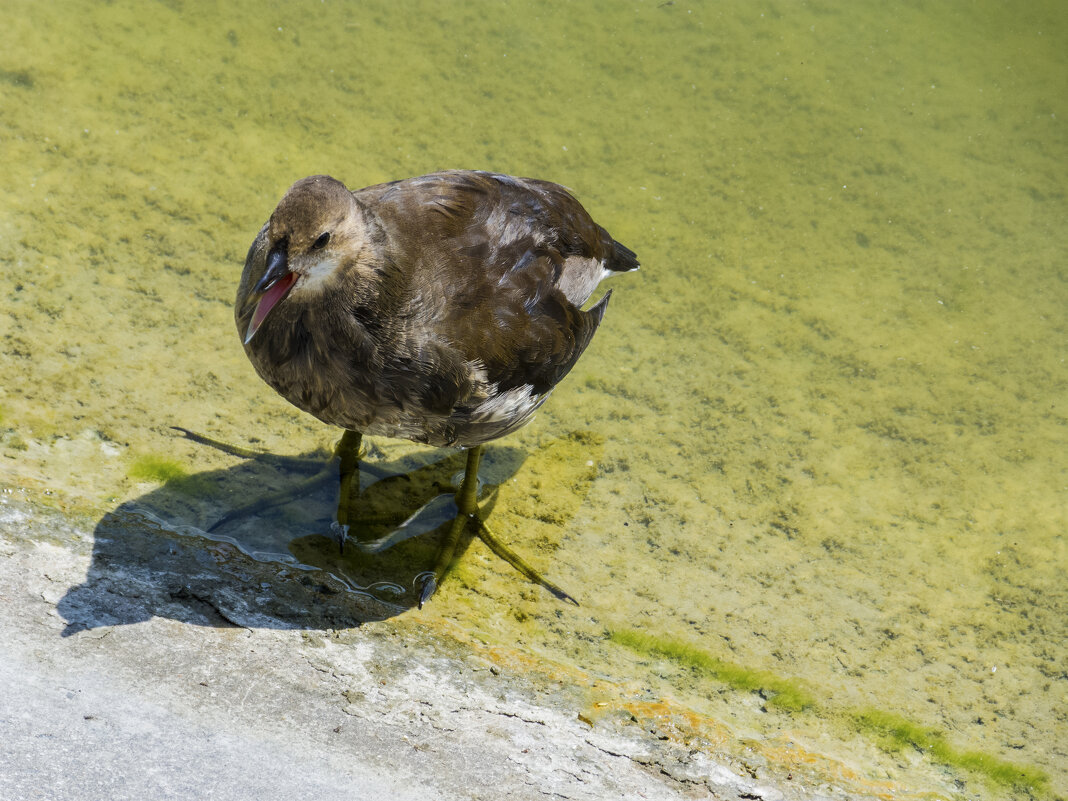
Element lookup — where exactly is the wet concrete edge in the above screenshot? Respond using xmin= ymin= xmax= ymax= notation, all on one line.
xmin=0 ymin=496 xmax=947 ymax=801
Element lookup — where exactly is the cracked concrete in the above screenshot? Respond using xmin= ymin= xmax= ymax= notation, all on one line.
xmin=2 ymin=496 xmax=941 ymax=800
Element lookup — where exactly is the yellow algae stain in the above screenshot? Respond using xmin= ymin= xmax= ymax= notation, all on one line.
xmin=610 ymin=628 xmax=1052 ymax=797
xmin=391 ymin=615 xmax=946 ymax=798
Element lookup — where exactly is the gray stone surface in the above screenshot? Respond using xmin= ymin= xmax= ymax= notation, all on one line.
xmin=0 ymin=496 xmax=882 ymax=800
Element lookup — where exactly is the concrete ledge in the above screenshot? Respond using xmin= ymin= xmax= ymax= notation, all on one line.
xmin=1 ymin=497 xmax=938 ymax=800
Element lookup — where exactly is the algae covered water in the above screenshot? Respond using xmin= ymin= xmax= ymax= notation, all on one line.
xmin=2 ymin=1 xmax=1064 ymax=797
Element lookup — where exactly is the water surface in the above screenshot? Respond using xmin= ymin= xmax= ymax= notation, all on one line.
xmin=2 ymin=1 xmax=1064 ymax=796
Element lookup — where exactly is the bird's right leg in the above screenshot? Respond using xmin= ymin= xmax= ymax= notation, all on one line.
xmin=417 ymin=445 xmax=577 ymax=608
xmin=332 ymin=429 xmax=362 ymax=553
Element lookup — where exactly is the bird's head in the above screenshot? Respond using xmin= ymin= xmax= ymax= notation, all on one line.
xmin=240 ymin=175 xmax=365 ymax=344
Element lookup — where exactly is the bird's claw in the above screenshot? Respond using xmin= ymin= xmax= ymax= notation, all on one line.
xmin=415 ymin=571 xmax=438 ymax=608
xmin=331 ymin=520 xmax=350 ymax=554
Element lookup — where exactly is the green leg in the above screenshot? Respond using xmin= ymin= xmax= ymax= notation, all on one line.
xmin=418 ymin=446 xmax=578 ymax=607
xmin=332 ymin=430 xmax=362 ymax=553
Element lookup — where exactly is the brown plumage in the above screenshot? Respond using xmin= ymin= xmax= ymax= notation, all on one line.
xmin=234 ymin=170 xmax=637 ymax=604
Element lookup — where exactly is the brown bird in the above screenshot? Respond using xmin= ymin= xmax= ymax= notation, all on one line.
xmin=233 ymin=170 xmax=637 ymax=605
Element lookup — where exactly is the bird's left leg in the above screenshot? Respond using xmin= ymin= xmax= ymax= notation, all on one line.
xmin=418 ymin=445 xmax=578 ymax=607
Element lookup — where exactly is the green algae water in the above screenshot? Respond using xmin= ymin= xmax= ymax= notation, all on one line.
xmin=2 ymin=1 xmax=1064 ymax=797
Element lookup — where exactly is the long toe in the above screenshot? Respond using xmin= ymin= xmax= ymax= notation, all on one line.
xmin=331 ymin=521 xmax=349 ymax=554
xmin=474 ymin=515 xmax=578 ymax=605
xmin=417 ymin=573 xmax=438 ymax=608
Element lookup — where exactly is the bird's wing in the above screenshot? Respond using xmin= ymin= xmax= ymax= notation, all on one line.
xmin=364 ymin=171 xmax=619 ymax=396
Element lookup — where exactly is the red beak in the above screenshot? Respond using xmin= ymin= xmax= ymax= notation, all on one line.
xmin=244 ymin=246 xmax=297 ymax=344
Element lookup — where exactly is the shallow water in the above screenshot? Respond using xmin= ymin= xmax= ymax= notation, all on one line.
xmin=2 ymin=0 xmax=1065 ymax=796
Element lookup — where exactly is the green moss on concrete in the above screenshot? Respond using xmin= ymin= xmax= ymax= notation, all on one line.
xmin=610 ymin=629 xmax=815 ymax=712
xmin=129 ymin=455 xmax=188 ymax=483
xmin=128 ymin=455 xmax=219 ymax=498
xmin=852 ymin=709 xmax=1049 ymax=794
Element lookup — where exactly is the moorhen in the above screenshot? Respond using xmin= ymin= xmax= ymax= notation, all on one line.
xmin=231 ymin=171 xmax=637 ymax=605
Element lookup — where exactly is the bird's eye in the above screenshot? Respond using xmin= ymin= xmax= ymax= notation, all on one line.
xmin=312 ymin=232 xmax=331 ymax=250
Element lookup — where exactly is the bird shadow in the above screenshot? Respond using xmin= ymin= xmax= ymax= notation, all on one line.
xmin=57 ymin=441 xmax=529 ymax=636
